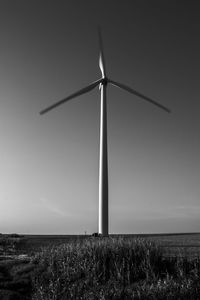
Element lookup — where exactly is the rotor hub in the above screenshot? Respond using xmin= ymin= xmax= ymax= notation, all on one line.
xmin=101 ymin=77 xmax=108 ymax=86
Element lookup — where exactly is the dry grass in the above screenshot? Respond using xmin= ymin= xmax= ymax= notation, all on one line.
xmin=30 ymin=237 xmax=200 ymax=299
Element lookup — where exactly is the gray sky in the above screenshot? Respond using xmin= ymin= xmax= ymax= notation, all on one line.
xmin=0 ymin=0 xmax=200 ymax=234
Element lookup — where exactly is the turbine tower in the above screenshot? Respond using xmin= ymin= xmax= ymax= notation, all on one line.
xmin=40 ymin=29 xmax=171 ymax=236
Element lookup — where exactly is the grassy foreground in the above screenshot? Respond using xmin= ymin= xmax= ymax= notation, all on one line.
xmin=31 ymin=237 xmax=200 ymax=299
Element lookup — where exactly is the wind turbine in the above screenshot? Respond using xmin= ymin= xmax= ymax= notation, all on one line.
xmin=40 ymin=29 xmax=171 ymax=236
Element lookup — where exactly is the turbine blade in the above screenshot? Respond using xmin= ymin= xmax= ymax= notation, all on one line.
xmin=98 ymin=27 xmax=106 ymax=78
xmin=40 ymin=79 xmax=102 ymax=115
xmin=108 ymin=79 xmax=171 ymax=113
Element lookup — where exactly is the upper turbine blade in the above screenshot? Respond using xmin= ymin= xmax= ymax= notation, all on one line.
xmin=40 ymin=79 xmax=102 ymax=115
xmin=108 ymin=79 xmax=171 ymax=113
xmin=98 ymin=27 xmax=106 ymax=78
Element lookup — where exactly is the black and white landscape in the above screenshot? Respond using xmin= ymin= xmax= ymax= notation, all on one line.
xmin=0 ymin=1 xmax=200 ymax=299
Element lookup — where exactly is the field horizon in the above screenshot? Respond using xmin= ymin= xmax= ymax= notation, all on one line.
xmin=2 ymin=231 xmax=200 ymax=237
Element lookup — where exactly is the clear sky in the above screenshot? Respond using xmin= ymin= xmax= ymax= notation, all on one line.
xmin=0 ymin=0 xmax=199 ymax=234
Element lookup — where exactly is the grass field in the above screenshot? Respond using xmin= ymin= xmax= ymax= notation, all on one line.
xmin=22 ymin=232 xmax=200 ymax=258
xmin=0 ymin=233 xmax=200 ymax=299
xmin=1 ymin=232 xmax=200 ymax=257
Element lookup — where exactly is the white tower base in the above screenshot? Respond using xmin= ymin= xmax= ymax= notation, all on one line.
xmin=99 ymin=81 xmax=108 ymax=236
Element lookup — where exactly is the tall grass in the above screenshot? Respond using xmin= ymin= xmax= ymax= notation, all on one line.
xmin=31 ymin=237 xmax=200 ymax=299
